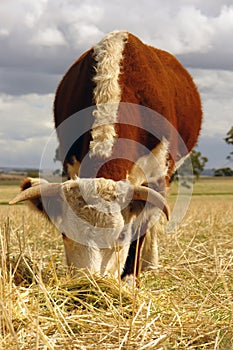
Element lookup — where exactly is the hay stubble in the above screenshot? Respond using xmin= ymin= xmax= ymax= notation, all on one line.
xmin=0 ymin=178 xmax=232 ymax=349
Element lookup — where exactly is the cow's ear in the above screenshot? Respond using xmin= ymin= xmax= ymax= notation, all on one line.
xmin=21 ymin=178 xmax=45 ymax=213
xmin=21 ymin=177 xmax=49 ymax=190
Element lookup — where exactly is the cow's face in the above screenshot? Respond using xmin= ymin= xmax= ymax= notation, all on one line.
xmin=53 ymin=178 xmax=140 ymax=277
xmin=10 ymin=177 xmax=169 ymax=277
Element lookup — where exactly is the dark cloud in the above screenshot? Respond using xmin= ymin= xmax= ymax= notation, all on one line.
xmin=0 ymin=68 xmax=61 ymax=95
xmin=197 ymin=134 xmax=231 ymax=169
xmin=178 ymin=50 xmax=233 ymax=71
xmin=195 ymin=0 xmax=233 ymax=16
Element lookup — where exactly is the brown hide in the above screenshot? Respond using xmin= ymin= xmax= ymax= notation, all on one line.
xmin=54 ymin=49 xmax=95 ymax=166
xmin=118 ymin=33 xmax=202 ymax=176
xmin=54 ymin=32 xmax=202 ymax=181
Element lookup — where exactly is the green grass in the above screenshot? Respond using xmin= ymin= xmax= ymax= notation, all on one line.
xmin=170 ymin=177 xmax=233 ymax=201
xmin=0 ymin=185 xmax=21 ymax=205
xmin=192 ymin=177 xmax=233 ymax=195
xmin=1 ymin=176 xmax=232 ymax=202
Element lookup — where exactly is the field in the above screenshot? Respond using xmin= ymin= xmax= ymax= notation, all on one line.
xmin=0 ymin=177 xmax=233 ymax=349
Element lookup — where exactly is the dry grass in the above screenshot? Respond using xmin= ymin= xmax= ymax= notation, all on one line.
xmin=0 ymin=178 xmax=233 ymax=349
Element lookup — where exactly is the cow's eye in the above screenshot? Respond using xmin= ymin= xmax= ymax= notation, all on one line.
xmin=118 ymin=231 xmax=126 ymax=241
xmin=129 ymin=202 xmax=136 ymax=213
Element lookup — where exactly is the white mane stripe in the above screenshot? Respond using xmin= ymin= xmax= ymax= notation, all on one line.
xmin=89 ymin=31 xmax=128 ymax=158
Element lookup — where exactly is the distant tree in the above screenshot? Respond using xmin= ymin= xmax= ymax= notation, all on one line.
xmin=214 ymin=167 xmax=233 ymax=176
xmin=53 ymin=147 xmax=66 ymax=177
xmin=171 ymin=148 xmax=208 ymax=182
xmin=190 ymin=149 xmax=208 ymax=178
xmin=224 ymin=126 xmax=233 ymax=161
xmin=54 ymin=147 xmax=61 ymax=162
xmin=27 ymin=169 xmax=39 ymax=177
xmin=53 ymin=169 xmax=62 ymax=176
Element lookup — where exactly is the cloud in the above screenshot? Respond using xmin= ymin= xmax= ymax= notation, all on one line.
xmin=190 ymin=68 xmax=233 ymax=168
xmin=191 ymin=69 xmax=233 ymax=137
xmin=0 ymin=94 xmax=53 ymax=135
xmin=177 ymin=7 xmax=233 ymax=70
xmin=0 ymin=93 xmax=55 ymax=167
xmin=0 ymin=68 xmax=61 ymax=95
xmin=149 ymin=6 xmax=214 ymax=54
xmin=197 ymin=135 xmax=230 ymax=169
xmin=32 ymin=27 xmax=67 ymax=47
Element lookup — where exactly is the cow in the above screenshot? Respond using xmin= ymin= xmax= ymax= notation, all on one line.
xmin=10 ymin=31 xmax=202 ymax=281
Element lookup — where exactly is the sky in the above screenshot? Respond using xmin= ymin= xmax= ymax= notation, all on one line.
xmin=0 ymin=0 xmax=232 ymax=170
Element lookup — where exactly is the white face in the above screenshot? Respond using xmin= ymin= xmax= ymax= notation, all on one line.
xmin=58 ymin=196 xmax=131 ymax=248
xmin=42 ymin=178 xmax=140 ymax=277
xmin=60 ymin=202 xmax=137 ymax=277
xmin=48 ymin=178 xmax=136 ymax=247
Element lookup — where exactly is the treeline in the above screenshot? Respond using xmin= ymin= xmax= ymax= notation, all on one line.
xmin=213 ymin=167 xmax=233 ymax=176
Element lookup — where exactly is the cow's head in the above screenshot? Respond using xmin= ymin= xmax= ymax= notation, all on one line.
xmin=10 ymin=177 xmax=169 ymax=277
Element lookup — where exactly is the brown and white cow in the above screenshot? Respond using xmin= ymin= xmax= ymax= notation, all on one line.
xmin=10 ymin=31 xmax=202 ymax=280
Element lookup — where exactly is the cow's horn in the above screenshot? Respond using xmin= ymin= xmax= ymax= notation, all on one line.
xmin=132 ymin=185 xmax=170 ymax=220
xmin=9 ymin=183 xmax=60 ymax=205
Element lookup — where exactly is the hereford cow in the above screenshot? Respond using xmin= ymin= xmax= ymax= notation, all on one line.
xmin=10 ymin=31 xmax=202 ymax=280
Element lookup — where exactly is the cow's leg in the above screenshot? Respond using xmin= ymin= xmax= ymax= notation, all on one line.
xmin=141 ymin=225 xmax=159 ymax=270
xmin=121 ymin=223 xmax=147 ymax=281
xmin=141 ymin=218 xmax=165 ymax=270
